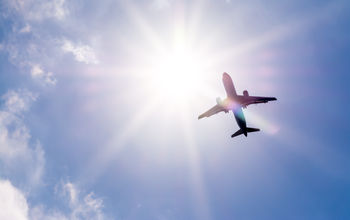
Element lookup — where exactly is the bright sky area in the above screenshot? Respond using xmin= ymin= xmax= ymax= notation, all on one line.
xmin=0 ymin=0 xmax=350 ymax=219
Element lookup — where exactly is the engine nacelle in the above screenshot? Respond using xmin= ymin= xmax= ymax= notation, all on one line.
xmin=243 ymin=90 xmax=249 ymax=97
xmin=216 ymin=97 xmax=222 ymax=105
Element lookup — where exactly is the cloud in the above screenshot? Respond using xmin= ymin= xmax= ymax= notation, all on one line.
xmin=0 ymin=179 xmax=29 ymax=220
xmin=1 ymin=0 xmax=65 ymax=87
xmin=0 ymin=90 xmax=45 ymax=186
xmin=30 ymin=181 xmax=107 ymax=220
xmin=62 ymin=40 xmax=99 ymax=64
xmin=0 ymin=37 xmax=57 ymax=87
xmin=0 ymin=179 xmax=107 ymax=220
xmin=2 ymin=90 xmax=37 ymax=114
xmin=7 ymin=0 xmax=68 ymax=21
xmin=19 ymin=24 xmax=31 ymax=33
xmin=30 ymin=64 xmax=57 ymax=86
xmin=0 ymin=91 xmax=106 ymax=219
xmin=59 ymin=182 xmax=106 ymax=220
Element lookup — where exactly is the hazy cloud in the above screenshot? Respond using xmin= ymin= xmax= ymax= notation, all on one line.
xmin=2 ymin=90 xmax=37 ymax=114
xmin=29 ymin=181 xmax=107 ymax=220
xmin=7 ymin=0 xmax=68 ymax=21
xmin=59 ymin=181 xmax=106 ymax=220
xmin=19 ymin=24 xmax=31 ymax=33
xmin=0 ymin=90 xmax=45 ymax=186
xmin=1 ymin=0 xmax=65 ymax=86
xmin=62 ymin=40 xmax=99 ymax=64
xmin=0 ymin=179 xmax=107 ymax=220
xmin=30 ymin=64 xmax=57 ymax=86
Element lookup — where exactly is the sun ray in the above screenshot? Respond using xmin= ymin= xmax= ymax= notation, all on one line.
xmin=121 ymin=1 xmax=167 ymax=53
xmin=181 ymin=102 xmax=212 ymax=220
xmin=81 ymin=95 xmax=164 ymax=183
xmin=244 ymin=110 xmax=280 ymax=135
xmin=206 ymin=0 xmax=344 ymax=69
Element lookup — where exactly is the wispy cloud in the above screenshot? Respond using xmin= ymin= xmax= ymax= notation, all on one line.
xmin=0 ymin=179 xmax=107 ymax=220
xmin=0 ymin=90 xmax=45 ymax=186
xmin=30 ymin=64 xmax=57 ymax=86
xmin=30 ymin=181 xmax=107 ymax=220
xmin=59 ymin=182 xmax=106 ymax=220
xmin=2 ymin=90 xmax=37 ymax=114
xmin=1 ymin=0 xmax=69 ymax=86
xmin=62 ymin=40 xmax=99 ymax=64
xmin=7 ymin=0 xmax=68 ymax=21
xmin=19 ymin=24 xmax=31 ymax=33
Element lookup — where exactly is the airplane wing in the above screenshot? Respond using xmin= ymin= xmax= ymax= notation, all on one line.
xmin=198 ymin=104 xmax=225 ymax=119
xmin=222 ymin=72 xmax=237 ymax=98
xmin=238 ymin=95 xmax=277 ymax=107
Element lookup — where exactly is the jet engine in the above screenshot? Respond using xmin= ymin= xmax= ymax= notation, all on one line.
xmin=216 ymin=97 xmax=228 ymax=113
xmin=216 ymin=97 xmax=222 ymax=105
xmin=243 ymin=90 xmax=249 ymax=97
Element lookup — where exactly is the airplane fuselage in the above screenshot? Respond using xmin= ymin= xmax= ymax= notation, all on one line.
xmin=219 ymin=98 xmax=248 ymax=136
xmin=233 ymin=107 xmax=247 ymax=136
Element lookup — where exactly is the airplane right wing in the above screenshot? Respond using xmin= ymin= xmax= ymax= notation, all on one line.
xmin=198 ymin=104 xmax=225 ymax=119
xmin=238 ymin=96 xmax=277 ymax=107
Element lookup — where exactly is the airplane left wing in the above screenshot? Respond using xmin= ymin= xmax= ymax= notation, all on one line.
xmin=198 ymin=104 xmax=225 ymax=119
xmin=238 ymin=96 xmax=277 ymax=107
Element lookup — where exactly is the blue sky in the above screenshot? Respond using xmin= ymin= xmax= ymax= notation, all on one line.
xmin=1 ymin=0 xmax=350 ymax=219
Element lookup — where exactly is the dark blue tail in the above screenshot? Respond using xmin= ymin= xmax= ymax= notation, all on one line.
xmin=231 ymin=127 xmax=260 ymax=138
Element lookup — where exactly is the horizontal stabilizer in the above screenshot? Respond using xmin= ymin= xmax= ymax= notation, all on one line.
xmin=231 ymin=129 xmax=244 ymax=138
xmin=246 ymin=127 xmax=260 ymax=133
xmin=231 ymin=127 xmax=260 ymax=138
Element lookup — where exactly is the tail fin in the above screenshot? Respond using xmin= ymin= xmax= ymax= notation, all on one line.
xmin=231 ymin=127 xmax=260 ymax=138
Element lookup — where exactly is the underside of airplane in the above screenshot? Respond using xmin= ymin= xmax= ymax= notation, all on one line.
xmin=198 ymin=72 xmax=277 ymax=138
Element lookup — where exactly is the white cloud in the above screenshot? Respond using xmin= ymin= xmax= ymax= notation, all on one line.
xmin=1 ymin=1 xmax=61 ymax=87
xmin=62 ymin=40 xmax=99 ymax=64
xmin=0 ymin=179 xmax=29 ymax=220
xmin=0 ymin=179 xmax=107 ymax=220
xmin=59 ymin=182 xmax=106 ymax=220
xmin=30 ymin=64 xmax=57 ymax=86
xmin=63 ymin=182 xmax=79 ymax=206
xmin=0 ymin=90 xmax=45 ymax=186
xmin=8 ymin=0 xmax=68 ymax=21
xmin=30 ymin=181 xmax=107 ymax=220
xmin=2 ymin=90 xmax=37 ymax=114
xmin=19 ymin=24 xmax=31 ymax=33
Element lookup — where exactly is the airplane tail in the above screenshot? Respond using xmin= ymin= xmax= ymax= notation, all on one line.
xmin=231 ymin=127 xmax=260 ymax=138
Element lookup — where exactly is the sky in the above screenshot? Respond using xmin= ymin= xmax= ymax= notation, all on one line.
xmin=0 ymin=0 xmax=350 ymax=219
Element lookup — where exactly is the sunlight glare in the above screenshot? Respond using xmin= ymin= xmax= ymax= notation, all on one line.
xmin=147 ymin=34 xmax=207 ymax=105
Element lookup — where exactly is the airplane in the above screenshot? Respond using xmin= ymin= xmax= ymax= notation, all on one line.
xmin=198 ymin=72 xmax=277 ymax=138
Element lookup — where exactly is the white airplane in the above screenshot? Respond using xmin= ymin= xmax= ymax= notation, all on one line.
xmin=198 ymin=72 xmax=277 ymax=138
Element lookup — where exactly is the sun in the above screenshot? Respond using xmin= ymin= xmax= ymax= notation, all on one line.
xmin=145 ymin=35 xmax=209 ymax=107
